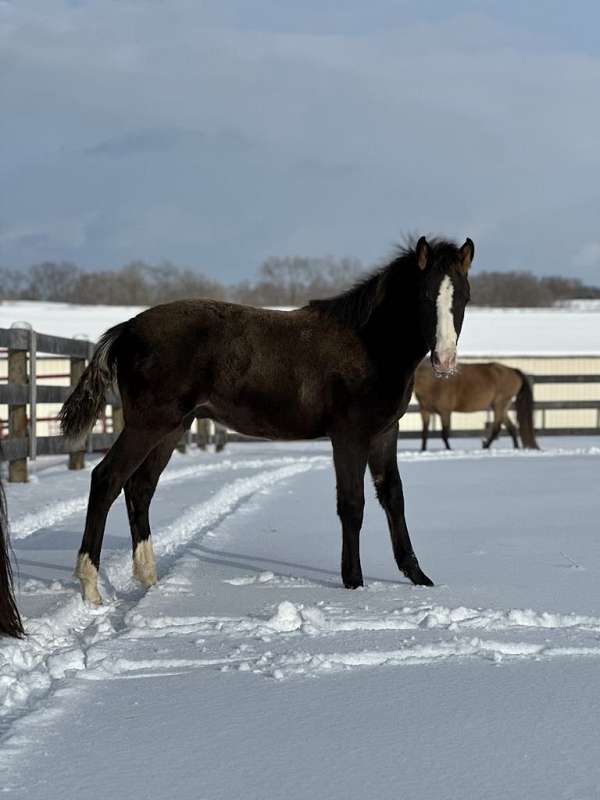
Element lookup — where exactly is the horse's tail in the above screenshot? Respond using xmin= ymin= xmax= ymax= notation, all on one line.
xmin=0 ymin=476 xmax=24 ymax=638
xmin=58 ymin=322 xmax=128 ymax=442
xmin=514 ymin=369 xmax=540 ymax=449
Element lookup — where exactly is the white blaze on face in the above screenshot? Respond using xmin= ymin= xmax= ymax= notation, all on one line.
xmin=434 ymin=275 xmax=457 ymax=372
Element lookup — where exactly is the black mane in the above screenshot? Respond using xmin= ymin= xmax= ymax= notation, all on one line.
xmin=308 ymin=237 xmax=460 ymax=330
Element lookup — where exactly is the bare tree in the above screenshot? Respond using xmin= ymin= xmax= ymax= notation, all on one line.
xmin=1 ymin=259 xmax=598 ymax=308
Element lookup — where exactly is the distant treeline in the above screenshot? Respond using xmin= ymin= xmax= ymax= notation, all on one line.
xmin=1 ymin=258 xmax=599 ymax=308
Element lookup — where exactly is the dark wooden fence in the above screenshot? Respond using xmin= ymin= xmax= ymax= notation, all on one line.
xmin=0 ymin=325 xmax=227 ymax=482
xmin=0 ymin=325 xmax=119 ymax=481
xmin=1 ymin=325 xmax=599 ymax=481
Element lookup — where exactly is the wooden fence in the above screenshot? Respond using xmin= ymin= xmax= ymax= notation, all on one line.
xmin=1 ymin=325 xmax=599 ymax=481
xmin=0 ymin=325 xmax=119 ymax=481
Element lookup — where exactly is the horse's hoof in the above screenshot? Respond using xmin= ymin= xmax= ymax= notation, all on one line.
xmin=75 ymin=553 xmax=104 ymax=605
xmin=82 ymin=589 xmax=103 ymax=606
xmin=133 ymin=539 xmax=158 ymax=588
xmin=411 ymin=569 xmax=434 ymax=587
xmin=343 ymin=577 xmax=364 ymax=589
xmin=400 ymin=555 xmax=434 ymax=587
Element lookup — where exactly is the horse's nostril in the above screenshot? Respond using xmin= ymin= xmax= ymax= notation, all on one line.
xmin=433 ymin=351 xmax=456 ymax=375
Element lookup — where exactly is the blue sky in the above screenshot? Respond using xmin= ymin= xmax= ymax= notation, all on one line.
xmin=1 ymin=1 xmax=600 ymax=282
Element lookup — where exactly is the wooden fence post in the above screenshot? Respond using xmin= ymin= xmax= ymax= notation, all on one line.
xmin=8 ymin=333 xmax=28 ymax=483
xmin=29 ymin=328 xmax=37 ymax=460
xmin=68 ymin=356 xmax=86 ymax=470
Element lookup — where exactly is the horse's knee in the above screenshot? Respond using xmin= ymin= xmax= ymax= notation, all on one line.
xmin=337 ymin=494 xmax=364 ymax=528
xmin=373 ymin=473 xmax=402 ymax=510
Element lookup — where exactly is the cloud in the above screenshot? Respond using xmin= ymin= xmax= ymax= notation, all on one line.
xmin=575 ymin=241 xmax=600 ymax=270
xmin=1 ymin=2 xmax=600 ymax=283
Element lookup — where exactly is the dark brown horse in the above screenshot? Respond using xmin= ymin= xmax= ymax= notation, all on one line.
xmin=59 ymin=236 xmax=474 ymax=603
xmin=415 ymin=360 xmax=539 ymax=451
xmin=0 ymin=476 xmax=24 ymax=637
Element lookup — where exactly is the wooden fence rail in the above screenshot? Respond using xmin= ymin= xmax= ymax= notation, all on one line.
xmin=0 ymin=324 xmax=123 ymax=481
xmin=1 ymin=325 xmax=599 ymax=480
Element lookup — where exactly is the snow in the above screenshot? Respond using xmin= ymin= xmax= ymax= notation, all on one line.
xmin=0 ymin=301 xmax=146 ymax=343
xmin=1 ymin=437 xmax=600 ymax=798
xmin=2 ymin=300 xmax=600 ymax=355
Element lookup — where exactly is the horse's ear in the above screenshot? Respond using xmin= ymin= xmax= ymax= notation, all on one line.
xmin=459 ymin=238 xmax=475 ymax=274
xmin=416 ymin=236 xmax=429 ymax=271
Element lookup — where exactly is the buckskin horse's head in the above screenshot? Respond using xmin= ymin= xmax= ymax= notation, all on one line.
xmin=415 ymin=236 xmax=474 ymax=377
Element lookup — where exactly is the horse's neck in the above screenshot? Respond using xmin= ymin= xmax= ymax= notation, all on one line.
xmin=364 ymin=284 xmax=429 ymax=379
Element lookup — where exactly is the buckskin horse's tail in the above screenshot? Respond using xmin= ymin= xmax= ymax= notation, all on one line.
xmin=514 ymin=369 xmax=540 ymax=449
xmin=58 ymin=322 xmax=127 ymax=442
xmin=0 ymin=476 xmax=24 ymax=638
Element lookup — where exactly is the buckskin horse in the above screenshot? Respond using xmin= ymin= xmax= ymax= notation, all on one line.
xmin=415 ymin=359 xmax=539 ymax=451
xmin=57 ymin=236 xmax=474 ymax=605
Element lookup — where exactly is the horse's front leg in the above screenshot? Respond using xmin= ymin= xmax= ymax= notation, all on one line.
xmin=368 ymin=428 xmax=434 ymax=586
xmin=331 ymin=435 xmax=369 ymax=589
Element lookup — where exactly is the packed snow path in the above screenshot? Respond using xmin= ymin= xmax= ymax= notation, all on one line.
xmin=1 ymin=439 xmax=600 ymax=799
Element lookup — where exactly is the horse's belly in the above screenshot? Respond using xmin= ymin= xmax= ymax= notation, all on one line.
xmin=204 ymin=397 xmax=326 ymax=441
xmin=455 ymin=390 xmax=495 ymax=413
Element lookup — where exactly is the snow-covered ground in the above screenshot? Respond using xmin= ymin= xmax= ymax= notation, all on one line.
xmin=2 ymin=300 xmax=600 ymax=355
xmin=1 ymin=437 xmax=600 ymax=799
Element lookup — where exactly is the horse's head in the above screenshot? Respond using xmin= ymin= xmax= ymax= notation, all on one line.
xmin=415 ymin=236 xmax=474 ymax=377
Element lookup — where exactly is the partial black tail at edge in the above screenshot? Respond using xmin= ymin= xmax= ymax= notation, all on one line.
xmin=0 ymin=478 xmax=24 ymax=638
xmin=58 ymin=322 xmax=128 ymax=442
xmin=515 ymin=369 xmax=540 ymax=449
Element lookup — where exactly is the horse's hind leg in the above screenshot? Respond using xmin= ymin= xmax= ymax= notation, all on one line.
xmin=76 ymin=426 xmax=170 ymax=604
xmin=483 ymin=401 xmax=506 ymax=449
xmin=368 ymin=428 xmax=433 ymax=586
xmin=124 ymin=427 xmax=186 ymax=587
xmin=419 ymin=409 xmax=430 ymax=452
xmin=503 ymin=412 xmax=520 ymax=448
xmin=440 ymin=411 xmax=452 ymax=450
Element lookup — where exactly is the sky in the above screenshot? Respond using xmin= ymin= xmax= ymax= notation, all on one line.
xmin=1 ymin=1 xmax=600 ymax=283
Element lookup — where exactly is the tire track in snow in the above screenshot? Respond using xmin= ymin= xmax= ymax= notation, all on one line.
xmin=0 ymin=459 xmax=323 ymax=743
xmin=122 ymin=601 xmax=600 ymax=640
xmin=113 ymin=597 xmax=600 ymax=682
xmin=9 ymin=455 xmax=328 ymax=540
xmin=250 ymin=638 xmax=600 ymax=680
xmin=9 ymin=445 xmax=599 ymax=540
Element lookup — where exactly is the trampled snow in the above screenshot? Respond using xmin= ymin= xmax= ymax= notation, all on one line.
xmin=1 ymin=438 xmax=600 ymax=798
xmin=2 ymin=300 xmax=600 ymax=354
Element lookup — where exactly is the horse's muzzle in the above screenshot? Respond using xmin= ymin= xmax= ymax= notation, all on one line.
xmin=431 ymin=350 xmax=457 ymax=377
